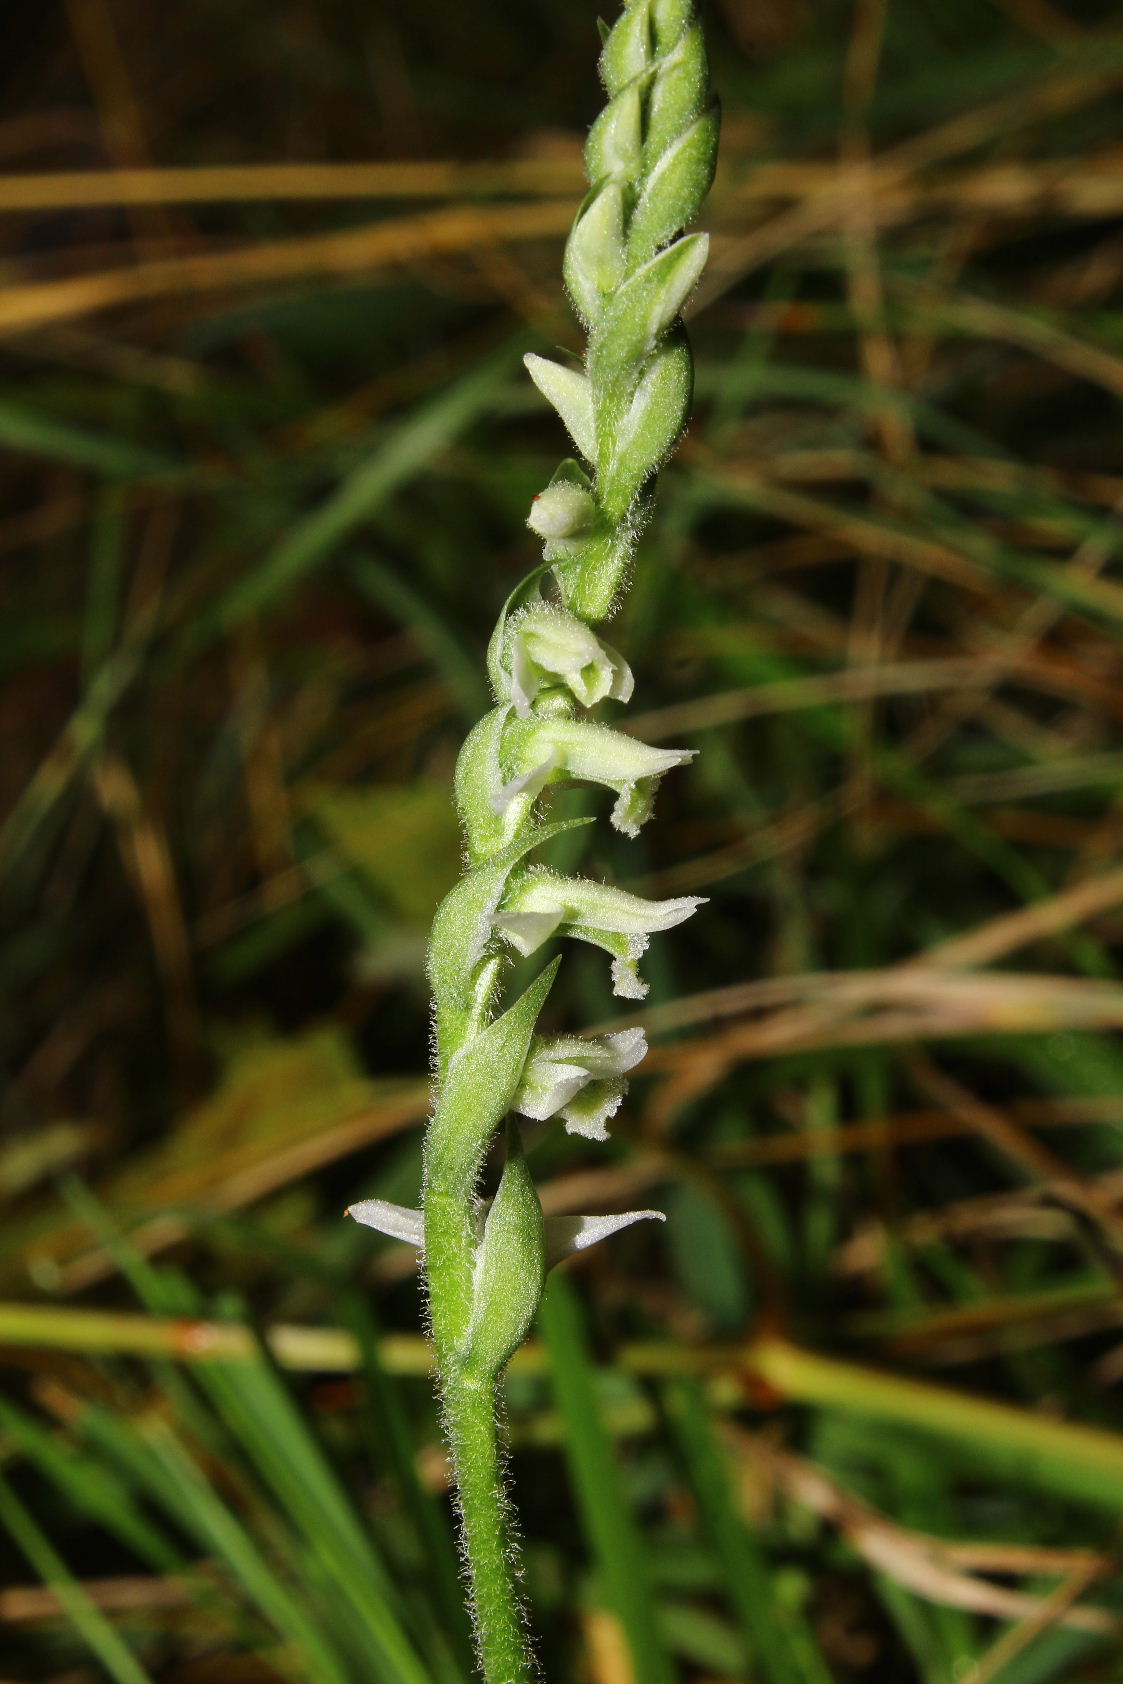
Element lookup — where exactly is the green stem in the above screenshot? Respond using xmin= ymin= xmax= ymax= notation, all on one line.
xmin=424 ymin=1085 xmax=533 ymax=1682
xmin=423 ymin=1186 xmax=479 ymax=1358
xmin=443 ymin=1368 xmax=532 ymax=1684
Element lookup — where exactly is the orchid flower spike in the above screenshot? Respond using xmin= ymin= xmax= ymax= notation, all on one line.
xmin=354 ymin=4 xmax=719 ymax=1671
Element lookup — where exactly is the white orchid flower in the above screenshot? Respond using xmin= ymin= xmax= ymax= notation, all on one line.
xmin=493 ymin=865 xmax=704 ymax=998
xmin=514 ymin=1026 xmax=647 ymax=1140
xmin=494 ymin=716 xmax=694 ymax=837
xmin=506 ymin=606 xmax=633 ymax=718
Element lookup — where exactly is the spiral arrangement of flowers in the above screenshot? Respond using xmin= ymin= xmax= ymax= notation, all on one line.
xmin=348 ymin=3 xmax=717 ymax=1676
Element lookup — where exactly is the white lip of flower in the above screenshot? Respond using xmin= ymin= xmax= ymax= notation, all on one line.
xmin=493 ymin=717 xmax=695 ymax=838
xmin=514 ymin=1026 xmax=647 ymax=1140
xmin=346 ymin=1197 xmax=664 ymax=1267
xmin=507 ymin=607 xmax=633 ymax=719
xmin=493 ymin=866 xmax=705 ymax=999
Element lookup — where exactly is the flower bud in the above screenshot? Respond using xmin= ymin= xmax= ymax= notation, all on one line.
xmin=526 ymin=483 xmax=597 ymax=541
xmin=564 ymin=182 xmax=625 ymax=324
xmin=585 ymin=81 xmax=643 ymax=183
xmin=599 ymin=0 xmax=653 ymax=96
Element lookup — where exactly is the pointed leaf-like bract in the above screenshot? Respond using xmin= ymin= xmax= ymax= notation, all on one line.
xmin=426 ymin=959 xmax=561 ymax=1196
xmin=627 ymin=105 xmax=719 ymax=265
xmin=524 ymin=355 xmax=597 ymax=463
xmin=643 ymin=17 xmax=708 ymax=162
xmin=591 ymin=233 xmax=709 ymax=404
xmin=461 ymin=1128 xmax=546 ymax=1376
xmin=598 ymin=328 xmax=694 ymax=512
xmin=428 ymin=817 xmax=592 ymax=1057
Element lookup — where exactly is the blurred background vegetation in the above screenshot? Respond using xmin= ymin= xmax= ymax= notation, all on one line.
xmin=1 ymin=0 xmax=1121 ymax=1679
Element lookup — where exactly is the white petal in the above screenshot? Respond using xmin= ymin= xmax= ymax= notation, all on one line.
xmin=544 ymin=1028 xmax=648 ymax=1079
xmin=544 ymin=719 xmax=695 ymax=788
xmin=346 ymin=1200 xmax=424 ymax=1247
xmin=544 ymin=1208 xmax=665 ymax=1266
xmin=514 ymin=1058 xmax=591 ymax=1120
xmin=508 ymin=869 xmax=705 ymax=937
xmin=490 ymin=749 xmax=556 ymax=816
xmin=492 ymin=904 xmax=566 ymax=955
xmin=599 ymin=1026 xmax=648 ymax=1072
xmin=611 ymin=951 xmax=649 ymax=999
xmin=604 ymin=644 xmax=635 ymax=704
xmin=509 ymin=634 xmax=538 ymax=718
xmin=521 ymin=611 xmax=604 ymax=677
xmin=559 ymin=1082 xmax=625 ymax=1140
xmin=611 ymin=781 xmax=651 ymax=838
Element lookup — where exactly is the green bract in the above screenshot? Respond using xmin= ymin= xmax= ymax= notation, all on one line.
xmin=462 ymin=1127 xmax=546 ymax=1377
xmin=346 ymin=5 xmax=716 ymax=1679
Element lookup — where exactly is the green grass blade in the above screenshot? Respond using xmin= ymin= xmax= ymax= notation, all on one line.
xmin=89 ymin=1403 xmax=355 ymax=1684
xmin=0 ymin=399 xmax=181 ymax=477
xmin=192 ymin=1314 xmax=434 ymax=1684
xmin=198 ymin=349 xmax=521 ymax=640
xmin=342 ymin=1291 xmax=475 ymax=1677
xmin=664 ymin=1377 xmax=828 ymax=1684
xmin=538 ymin=1272 xmax=675 ymax=1684
xmin=0 ymin=1466 xmax=159 ymax=1684
xmin=0 ymin=1394 xmax=181 ymax=1572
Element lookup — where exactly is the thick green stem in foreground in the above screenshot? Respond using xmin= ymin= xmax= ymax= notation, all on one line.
xmin=443 ymin=1369 xmax=531 ymax=1684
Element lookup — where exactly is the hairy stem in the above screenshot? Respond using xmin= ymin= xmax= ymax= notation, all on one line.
xmin=444 ymin=1369 xmax=531 ymax=1684
xmin=423 ymin=969 xmax=535 ymax=1680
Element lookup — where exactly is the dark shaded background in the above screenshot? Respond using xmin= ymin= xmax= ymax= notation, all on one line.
xmin=1 ymin=1 xmax=1121 ymax=1680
